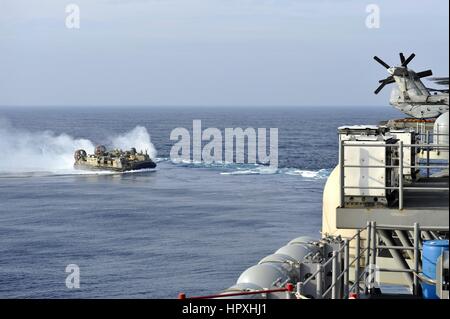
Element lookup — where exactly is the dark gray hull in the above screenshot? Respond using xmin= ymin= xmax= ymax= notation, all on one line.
xmin=74 ymin=160 xmax=156 ymax=172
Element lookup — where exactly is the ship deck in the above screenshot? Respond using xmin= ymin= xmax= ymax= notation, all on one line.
xmin=336 ymin=176 xmax=449 ymax=230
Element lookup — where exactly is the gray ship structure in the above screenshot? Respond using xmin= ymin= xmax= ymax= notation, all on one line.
xmin=74 ymin=145 xmax=156 ymax=172
xmin=179 ymin=53 xmax=449 ymax=300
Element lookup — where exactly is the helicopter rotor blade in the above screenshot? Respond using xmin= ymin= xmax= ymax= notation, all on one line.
xmin=374 ymin=56 xmax=390 ymax=69
xmin=416 ymin=70 xmax=433 ymax=78
xmin=374 ymin=80 xmax=389 ymax=94
xmin=428 ymin=77 xmax=449 ymax=86
xmin=402 ymin=53 xmax=416 ymax=67
xmin=378 ymin=76 xmax=395 ymax=84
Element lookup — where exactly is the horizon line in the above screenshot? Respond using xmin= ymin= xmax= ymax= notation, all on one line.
xmin=0 ymin=105 xmax=390 ymax=108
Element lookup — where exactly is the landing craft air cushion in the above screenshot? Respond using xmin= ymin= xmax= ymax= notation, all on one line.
xmin=74 ymin=145 xmax=156 ymax=172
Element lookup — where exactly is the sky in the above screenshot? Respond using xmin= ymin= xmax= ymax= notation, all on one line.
xmin=0 ymin=0 xmax=448 ymax=107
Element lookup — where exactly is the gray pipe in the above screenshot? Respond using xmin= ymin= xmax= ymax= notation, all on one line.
xmin=378 ymin=229 xmax=414 ymax=288
xmin=395 ymin=230 xmax=414 ymax=260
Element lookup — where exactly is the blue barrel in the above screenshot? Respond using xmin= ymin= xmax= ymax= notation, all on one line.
xmin=422 ymin=240 xmax=449 ymax=299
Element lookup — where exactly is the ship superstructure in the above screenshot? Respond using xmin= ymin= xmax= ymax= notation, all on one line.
xmin=178 ymin=55 xmax=449 ymax=300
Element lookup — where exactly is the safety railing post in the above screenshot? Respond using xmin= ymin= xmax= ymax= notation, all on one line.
xmin=296 ymin=282 xmax=303 ymax=299
xmin=339 ymin=140 xmax=345 ymax=208
xmin=316 ymin=265 xmax=323 ymax=299
xmin=398 ymin=141 xmax=404 ymax=210
xmin=413 ymin=223 xmax=420 ymax=296
xmin=343 ymin=239 xmax=350 ymax=298
xmin=331 ymin=251 xmax=339 ymax=299
xmin=369 ymin=221 xmax=377 ymax=293
xmin=354 ymin=232 xmax=361 ymax=297
xmin=285 ymin=283 xmax=294 ymax=299
xmin=337 ymin=245 xmax=343 ymax=299
xmin=436 ymin=125 xmax=441 ymax=156
xmin=370 ymin=221 xmax=377 ymax=267
xmin=364 ymin=221 xmax=371 ymax=295
xmin=426 ymin=131 xmax=431 ymax=178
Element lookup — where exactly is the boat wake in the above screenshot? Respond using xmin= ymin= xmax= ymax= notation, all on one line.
xmin=0 ymin=117 xmax=157 ymax=177
xmin=157 ymin=158 xmax=331 ymax=179
xmin=221 ymin=167 xmax=331 ymax=178
xmin=0 ymin=117 xmax=330 ymax=180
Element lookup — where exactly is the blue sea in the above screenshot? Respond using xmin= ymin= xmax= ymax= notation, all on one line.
xmin=0 ymin=106 xmax=401 ymax=298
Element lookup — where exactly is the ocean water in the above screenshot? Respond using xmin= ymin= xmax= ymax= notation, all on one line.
xmin=0 ymin=106 xmax=401 ymax=298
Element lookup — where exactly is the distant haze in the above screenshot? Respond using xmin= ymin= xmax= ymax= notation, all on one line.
xmin=0 ymin=0 xmax=448 ymax=107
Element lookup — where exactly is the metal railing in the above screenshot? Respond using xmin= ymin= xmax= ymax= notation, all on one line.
xmin=338 ymin=133 xmax=449 ymax=210
xmin=178 ymin=221 xmax=448 ymax=300
xmin=296 ymin=221 xmax=441 ymax=299
xmin=178 ymin=284 xmax=295 ymax=299
xmin=417 ymin=132 xmax=449 ymax=176
xmin=296 ymin=223 xmax=368 ymax=299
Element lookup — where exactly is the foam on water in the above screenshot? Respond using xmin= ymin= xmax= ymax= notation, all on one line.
xmin=221 ymin=167 xmax=331 ymax=178
xmin=0 ymin=106 xmax=397 ymax=298
xmin=155 ymin=157 xmax=331 ymax=178
xmin=282 ymin=168 xmax=331 ymax=179
xmin=0 ymin=118 xmax=157 ymax=176
xmin=0 ymin=116 xmax=330 ymax=180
